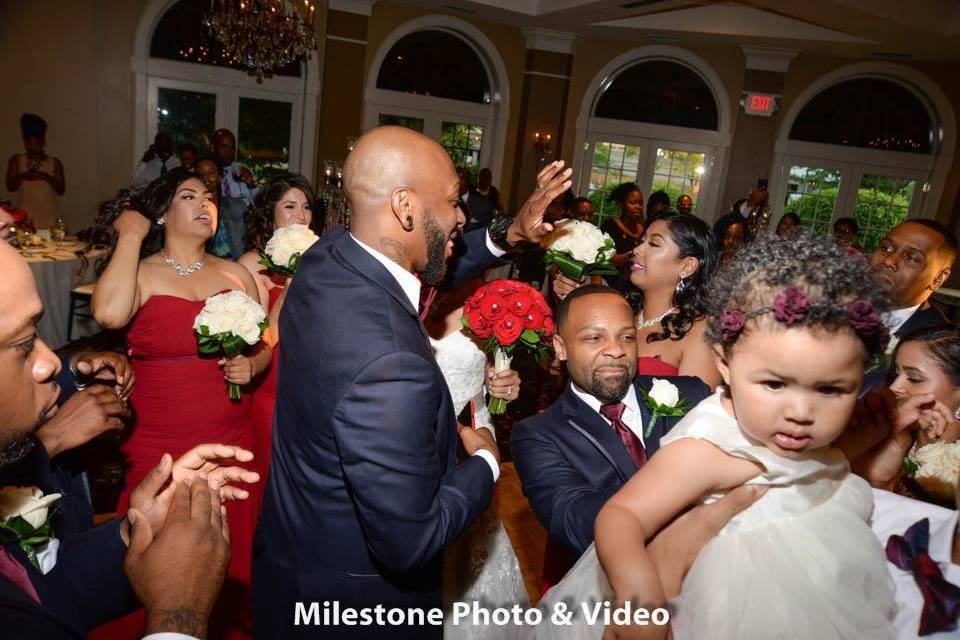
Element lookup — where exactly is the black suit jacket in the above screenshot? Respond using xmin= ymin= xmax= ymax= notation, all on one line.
xmin=253 ymin=228 xmax=500 ymax=639
xmin=861 ymin=303 xmax=949 ymax=396
xmin=511 ymin=375 xmax=711 ymax=556
xmin=0 ymin=439 xmax=136 ymax=637
xmin=462 ymin=191 xmax=493 ymax=232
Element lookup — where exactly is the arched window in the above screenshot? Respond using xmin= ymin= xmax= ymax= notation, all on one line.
xmin=364 ymin=17 xmax=509 ymax=183
xmin=573 ymin=47 xmax=732 ymax=224
xmin=132 ymin=0 xmax=318 ymax=180
xmin=770 ymin=67 xmax=953 ymax=252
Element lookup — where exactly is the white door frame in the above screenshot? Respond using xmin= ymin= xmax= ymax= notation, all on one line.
xmin=133 ymin=0 xmax=319 ymax=178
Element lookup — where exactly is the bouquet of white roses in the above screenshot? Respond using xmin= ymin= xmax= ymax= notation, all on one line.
xmin=259 ymin=223 xmax=319 ymax=276
xmin=0 ymin=486 xmax=61 ymax=571
xmin=193 ymin=290 xmax=268 ymax=400
xmin=904 ymin=441 xmax=960 ymax=502
xmin=544 ymin=219 xmax=618 ymax=280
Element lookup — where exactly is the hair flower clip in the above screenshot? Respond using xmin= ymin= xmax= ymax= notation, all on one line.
xmin=719 ymin=309 xmax=746 ymax=343
xmin=772 ymin=285 xmax=810 ymax=325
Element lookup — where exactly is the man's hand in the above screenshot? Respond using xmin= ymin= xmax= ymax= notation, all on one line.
xmin=141 ymin=145 xmax=158 ymax=163
xmin=459 ymin=424 xmax=500 ymax=465
xmin=506 ymin=161 xmax=573 ymax=246
xmin=125 ymin=478 xmax=230 ymax=639
xmin=647 ymin=485 xmax=766 ymax=599
xmin=71 ymin=350 xmax=135 ymax=399
xmin=237 ymin=166 xmax=256 ymax=188
xmin=552 ymin=272 xmax=587 ymax=302
xmin=122 ymin=444 xmax=259 ymax=544
xmin=36 ymin=386 xmax=128 ymax=457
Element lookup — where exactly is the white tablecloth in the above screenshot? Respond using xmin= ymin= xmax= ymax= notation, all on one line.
xmin=22 ymin=242 xmax=102 ymax=349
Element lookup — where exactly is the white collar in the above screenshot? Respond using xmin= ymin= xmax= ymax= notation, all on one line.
xmin=350 ymin=233 xmax=421 ymax=312
xmin=884 ymin=304 xmax=922 ymax=335
xmin=570 ymin=380 xmax=640 ymax=419
xmin=460 ymin=191 xmax=469 ymax=203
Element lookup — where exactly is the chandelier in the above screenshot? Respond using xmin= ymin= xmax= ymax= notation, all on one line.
xmin=205 ymin=0 xmax=317 ymax=82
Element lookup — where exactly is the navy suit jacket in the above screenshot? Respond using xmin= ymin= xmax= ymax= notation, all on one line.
xmin=0 ymin=439 xmax=136 ymax=637
xmin=462 ymin=190 xmax=493 ymax=232
xmin=861 ymin=303 xmax=949 ymax=396
xmin=511 ymin=375 xmax=711 ymax=556
xmin=253 ymin=228 xmax=501 ymax=639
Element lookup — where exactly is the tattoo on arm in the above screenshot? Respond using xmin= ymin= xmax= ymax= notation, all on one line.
xmin=146 ymin=608 xmax=207 ymax=638
xmin=378 ymin=237 xmax=408 ymax=266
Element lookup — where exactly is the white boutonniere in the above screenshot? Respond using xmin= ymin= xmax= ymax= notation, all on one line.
xmin=0 ymin=487 xmax=60 ymax=571
xmin=638 ymin=379 xmax=691 ymax=437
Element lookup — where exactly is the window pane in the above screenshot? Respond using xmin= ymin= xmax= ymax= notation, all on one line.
xmin=586 ymin=141 xmax=642 ymax=225
xmin=652 ymin=148 xmax=706 ymax=215
xmin=594 ymin=61 xmax=718 ymax=130
xmin=783 ymin=166 xmax=842 ymax=235
xmin=238 ymin=97 xmax=292 ymax=181
xmin=150 ymin=0 xmax=300 ymax=77
xmin=377 ymin=114 xmax=425 ymax=132
xmin=157 ymin=87 xmax=216 ymax=154
xmin=854 ymin=175 xmax=916 ymax=251
xmin=440 ymin=122 xmax=484 ymax=178
xmin=789 ymin=79 xmax=931 ymax=153
xmin=377 ymin=31 xmax=490 ymax=103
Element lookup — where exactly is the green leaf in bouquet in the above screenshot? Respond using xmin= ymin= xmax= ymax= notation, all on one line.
xmin=289 ymin=252 xmax=302 ymax=274
xmin=902 ymin=457 xmax=919 ymax=477
xmin=520 ymin=329 xmax=540 ymax=345
xmin=546 ymin=250 xmax=587 ymax=280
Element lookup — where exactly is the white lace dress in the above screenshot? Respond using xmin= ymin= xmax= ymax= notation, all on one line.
xmin=433 ymin=330 xmax=529 ymax=640
xmin=528 ymin=390 xmax=898 ymax=640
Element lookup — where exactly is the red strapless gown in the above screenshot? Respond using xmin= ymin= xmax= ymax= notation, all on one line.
xmin=90 ymin=293 xmax=258 ymax=640
xmin=637 ymin=355 xmax=680 ymax=377
xmin=250 ymin=286 xmax=283 ymax=482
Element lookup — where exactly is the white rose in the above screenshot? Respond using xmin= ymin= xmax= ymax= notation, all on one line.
xmin=648 ymin=379 xmax=680 ymax=407
xmin=265 ymin=224 xmax=319 ymax=268
xmin=547 ymin=220 xmax=612 ymax=265
xmin=0 ymin=486 xmax=61 ymax=529
xmin=193 ymin=290 xmax=266 ymax=346
xmin=912 ymin=441 xmax=960 ymax=501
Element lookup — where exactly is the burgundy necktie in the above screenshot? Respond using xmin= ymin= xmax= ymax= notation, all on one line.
xmin=600 ymin=402 xmax=648 ymax=468
xmin=0 ymin=546 xmax=40 ymax=604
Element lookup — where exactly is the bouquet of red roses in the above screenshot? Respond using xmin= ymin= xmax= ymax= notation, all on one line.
xmin=460 ymin=279 xmax=554 ymax=415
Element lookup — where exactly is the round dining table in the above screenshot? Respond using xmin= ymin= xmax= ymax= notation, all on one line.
xmin=21 ymin=240 xmax=102 ymax=349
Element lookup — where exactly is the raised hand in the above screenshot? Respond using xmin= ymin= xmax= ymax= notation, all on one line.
xmin=113 ymin=209 xmax=152 ymax=242
xmin=506 ymin=161 xmax=574 ymax=246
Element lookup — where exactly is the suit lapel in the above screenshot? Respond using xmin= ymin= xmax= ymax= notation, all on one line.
xmin=562 ymin=387 xmax=637 ymax=481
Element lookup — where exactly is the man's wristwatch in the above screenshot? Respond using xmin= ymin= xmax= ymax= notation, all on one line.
xmin=487 ymin=215 xmax=518 ymax=253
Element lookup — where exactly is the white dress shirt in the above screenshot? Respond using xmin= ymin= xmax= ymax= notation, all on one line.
xmin=350 ymin=234 xmax=499 ymax=482
xmin=883 ymin=305 xmax=922 ymax=337
xmin=131 ymin=156 xmax=181 ymax=189
xmin=142 ymin=634 xmax=198 ymax=640
xmin=570 ymin=383 xmax=647 ymax=449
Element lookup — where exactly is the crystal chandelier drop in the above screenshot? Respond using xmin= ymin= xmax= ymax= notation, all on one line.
xmin=204 ymin=0 xmax=317 ymax=82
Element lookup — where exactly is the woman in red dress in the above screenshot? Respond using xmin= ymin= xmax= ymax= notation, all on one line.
xmin=627 ymin=210 xmax=720 ymax=385
xmin=90 ymin=168 xmax=271 ymax=640
xmin=238 ymin=172 xmax=318 ymax=483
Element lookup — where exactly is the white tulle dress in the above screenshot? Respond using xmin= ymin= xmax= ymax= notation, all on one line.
xmin=529 ymin=390 xmax=897 ymax=640
xmin=432 ymin=329 xmax=529 ymax=640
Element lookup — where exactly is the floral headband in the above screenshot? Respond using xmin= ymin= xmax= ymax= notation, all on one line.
xmin=717 ymin=284 xmax=890 ymax=353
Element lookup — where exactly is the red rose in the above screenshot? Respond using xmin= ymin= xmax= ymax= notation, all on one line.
xmin=524 ymin=305 xmax=545 ymax=330
xmin=544 ymin=317 xmax=555 ymax=336
xmin=493 ymin=315 xmax=524 ymax=345
xmin=467 ymin=309 xmax=492 ymax=338
xmin=479 ymin=294 xmax=508 ymax=320
xmin=509 ymin=292 xmax=533 ymax=316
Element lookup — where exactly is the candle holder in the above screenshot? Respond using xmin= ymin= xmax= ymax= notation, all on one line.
xmin=534 ymin=132 xmax=553 ymax=171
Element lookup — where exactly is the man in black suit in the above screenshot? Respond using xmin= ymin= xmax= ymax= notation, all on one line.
xmin=862 ymin=219 xmax=957 ymax=394
xmin=512 ymin=285 xmax=711 ymax=587
xmin=456 ymin=166 xmax=493 ymax=232
xmin=254 ymin=126 xmax=571 ymax=639
xmin=0 ymin=241 xmax=251 ymax=639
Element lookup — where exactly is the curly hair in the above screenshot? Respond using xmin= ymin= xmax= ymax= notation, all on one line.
xmin=245 ymin=172 xmax=318 ymax=255
xmin=92 ymin=167 xmax=201 ymax=273
xmin=625 ymin=211 xmax=718 ymax=343
xmin=704 ymin=231 xmax=891 ymax=359
xmin=609 ymin=182 xmax=641 ymax=208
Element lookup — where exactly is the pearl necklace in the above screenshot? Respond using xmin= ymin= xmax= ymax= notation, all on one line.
xmin=637 ymin=306 xmax=678 ymax=329
xmin=161 ymin=250 xmax=205 ymax=277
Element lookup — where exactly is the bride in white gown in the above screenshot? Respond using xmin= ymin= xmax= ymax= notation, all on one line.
xmin=424 ymin=279 xmax=531 ymax=640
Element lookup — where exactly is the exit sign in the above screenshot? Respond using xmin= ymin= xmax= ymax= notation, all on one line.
xmin=741 ymin=92 xmax=779 ymax=117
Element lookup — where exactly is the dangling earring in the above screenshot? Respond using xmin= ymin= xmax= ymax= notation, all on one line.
xmin=157 ymin=218 xmax=165 ymax=226
xmin=675 ymin=272 xmax=687 ymax=296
